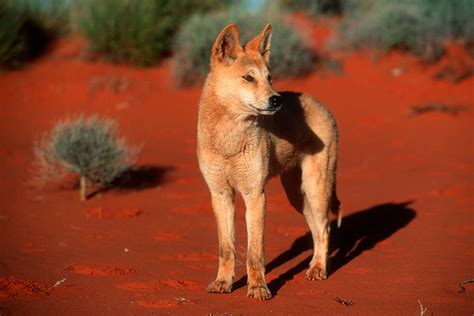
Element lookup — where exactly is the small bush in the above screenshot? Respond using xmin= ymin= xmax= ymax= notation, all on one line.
xmin=337 ymin=0 xmax=474 ymax=60
xmin=173 ymin=7 xmax=316 ymax=86
xmin=0 ymin=4 xmax=25 ymax=69
xmin=34 ymin=115 xmax=139 ymax=201
xmin=13 ymin=0 xmax=72 ymax=37
xmin=419 ymin=0 xmax=474 ymax=42
xmin=0 ymin=0 xmax=69 ymax=70
xmin=342 ymin=2 xmax=442 ymax=60
xmin=281 ymin=0 xmax=343 ymax=16
xmin=75 ymin=0 xmax=227 ymax=67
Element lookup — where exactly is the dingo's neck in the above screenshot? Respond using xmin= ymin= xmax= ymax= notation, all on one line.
xmin=198 ymin=88 xmax=266 ymax=158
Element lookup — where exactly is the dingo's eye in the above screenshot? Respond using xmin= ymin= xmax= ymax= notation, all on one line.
xmin=267 ymin=75 xmax=272 ymax=83
xmin=242 ymin=75 xmax=255 ymax=82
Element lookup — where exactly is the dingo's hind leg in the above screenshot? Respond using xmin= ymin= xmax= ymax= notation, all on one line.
xmin=280 ymin=164 xmax=328 ymax=280
xmin=300 ymin=142 xmax=337 ymax=280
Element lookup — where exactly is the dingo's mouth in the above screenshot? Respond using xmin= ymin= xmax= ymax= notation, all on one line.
xmin=247 ymin=104 xmax=281 ymax=115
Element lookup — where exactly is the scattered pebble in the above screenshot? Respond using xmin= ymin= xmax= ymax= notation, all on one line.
xmin=391 ymin=67 xmax=404 ymax=76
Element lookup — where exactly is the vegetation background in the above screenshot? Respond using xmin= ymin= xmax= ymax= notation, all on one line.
xmin=1 ymin=0 xmax=472 ymax=73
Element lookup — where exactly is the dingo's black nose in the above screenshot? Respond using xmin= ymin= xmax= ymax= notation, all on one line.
xmin=269 ymin=95 xmax=282 ymax=109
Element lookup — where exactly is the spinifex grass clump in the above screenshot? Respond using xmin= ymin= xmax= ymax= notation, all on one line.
xmin=76 ymin=0 xmax=226 ymax=67
xmin=337 ymin=0 xmax=474 ymax=61
xmin=173 ymin=6 xmax=316 ymax=86
xmin=281 ymin=0 xmax=343 ymax=16
xmin=0 ymin=3 xmax=25 ymax=69
xmin=0 ymin=0 xmax=70 ymax=70
xmin=34 ymin=116 xmax=138 ymax=201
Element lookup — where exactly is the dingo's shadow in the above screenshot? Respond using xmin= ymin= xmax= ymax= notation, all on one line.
xmin=232 ymin=201 xmax=416 ymax=295
xmin=87 ymin=165 xmax=174 ymax=199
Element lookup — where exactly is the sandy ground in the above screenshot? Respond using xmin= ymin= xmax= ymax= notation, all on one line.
xmin=0 ymin=17 xmax=473 ymax=315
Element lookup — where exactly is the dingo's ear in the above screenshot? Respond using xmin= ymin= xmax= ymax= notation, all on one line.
xmin=246 ymin=23 xmax=272 ymax=64
xmin=211 ymin=24 xmax=242 ymax=66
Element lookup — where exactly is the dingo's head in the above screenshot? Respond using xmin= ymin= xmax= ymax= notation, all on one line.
xmin=209 ymin=23 xmax=282 ymax=116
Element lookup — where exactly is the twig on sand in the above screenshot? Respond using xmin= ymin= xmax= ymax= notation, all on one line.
xmin=418 ymin=299 xmax=427 ymax=316
xmin=52 ymin=278 xmax=66 ymax=288
xmin=458 ymin=279 xmax=474 ymax=293
xmin=409 ymin=103 xmax=466 ymax=117
xmin=334 ymin=296 xmax=354 ymax=306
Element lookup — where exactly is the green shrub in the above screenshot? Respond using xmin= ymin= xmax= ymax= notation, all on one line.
xmin=0 ymin=4 xmax=25 ymax=69
xmin=281 ymin=0 xmax=343 ymax=16
xmin=13 ymin=0 xmax=72 ymax=37
xmin=0 ymin=0 xmax=69 ymax=70
xmin=75 ymin=0 xmax=228 ymax=67
xmin=34 ymin=115 xmax=139 ymax=201
xmin=343 ymin=2 xmax=442 ymax=59
xmin=338 ymin=0 xmax=474 ymax=60
xmin=419 ymin=0 xmax=474 ymax=42
xmin=173 ymin=7 xmax=316 ymax=86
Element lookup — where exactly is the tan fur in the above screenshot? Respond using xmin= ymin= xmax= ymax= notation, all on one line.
xmin=197 ymin=24 xmax=340 ymax=300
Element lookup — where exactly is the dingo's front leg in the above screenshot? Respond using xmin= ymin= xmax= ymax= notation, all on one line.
xmin=242 ymin=191 xmax=272 ymax=300
xmin=207 ymin=188 xmax=236 ymax=294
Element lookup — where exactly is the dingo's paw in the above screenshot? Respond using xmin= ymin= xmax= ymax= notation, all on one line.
xmin=207 ymin=280 xmax=232 ymax=294
xmin=247 ymin=284 xmax=272 ymax=300
xmin=306 ymin=266 xmax=327 ymax=281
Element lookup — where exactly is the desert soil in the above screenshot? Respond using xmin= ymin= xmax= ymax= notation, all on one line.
xmin=0 ymin=17 xmax=473 ymax=315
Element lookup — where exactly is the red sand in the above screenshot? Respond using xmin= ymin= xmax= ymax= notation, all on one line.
xmin=0 ymin=277 xmax=51 ymax=299
xmin=0 ymin=17 xmax=473 ymax=314
xmin=66 ymin=265 xmax=136 ymax=277
xmin=84 ymin=207 xmax=143 ymax=219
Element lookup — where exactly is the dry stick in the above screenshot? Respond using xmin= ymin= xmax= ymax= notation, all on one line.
xmin=418 ymin=300 xmax=427 ymax=316
xmin=458 ymin=279 xmax=474 ymax=293
xmin=52 ymin=278 xmax=66 ymax=288
xmin=334 ymin=296 xmax=353 ymax=307
xmin=410 ymin=103 xmax=465 ymax=117
xmin=80 ymin=175 xmax=87 ymax=201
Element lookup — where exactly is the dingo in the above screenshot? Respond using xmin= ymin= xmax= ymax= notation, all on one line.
xmin=197 ymin=23 xmax=340 ymax=300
